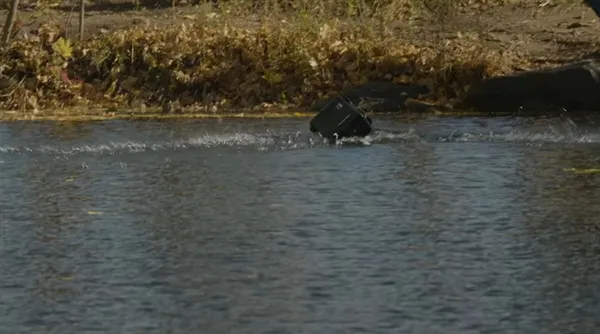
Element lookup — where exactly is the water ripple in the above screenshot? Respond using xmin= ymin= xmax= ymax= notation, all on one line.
xmin=1 ymin=126 xmax=599 ymax=156
xmin=2 ymin=116 xmax=600 ymax=334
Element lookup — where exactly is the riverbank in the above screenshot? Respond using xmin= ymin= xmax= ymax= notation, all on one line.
xmin=1 ymin=0 xmax=599 ymax=119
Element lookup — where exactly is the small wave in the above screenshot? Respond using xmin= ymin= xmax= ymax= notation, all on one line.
xmin=1 ymin=128 xmax=599 ymax=156
xmin=438 ymin=130 xmax=600 ymax=144
xmin=0 ymin=130 xmax=423 ymax=156
xmin=336 ymin=128 xmax=422 ymax=146
xmin=0 ymin=132 xmax=321 ymax=155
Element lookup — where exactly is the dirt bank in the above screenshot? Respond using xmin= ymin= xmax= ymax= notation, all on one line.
xmin=1 ymin=0 xmax=599 ymax=120
xmin=5 ymin=1 xmax=597 ymax=62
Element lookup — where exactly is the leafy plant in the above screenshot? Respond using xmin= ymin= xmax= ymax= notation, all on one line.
xmin=0 ymin=0 xmax=523 ymax=113
xmin=52 ymin=38 xmax=74 ymax=59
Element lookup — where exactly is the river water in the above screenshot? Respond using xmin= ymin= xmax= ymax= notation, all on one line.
xmin=1 ymin=115 xmax=600 ymax=334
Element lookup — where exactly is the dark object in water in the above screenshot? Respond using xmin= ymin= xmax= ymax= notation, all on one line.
xmin=309 ymin=95 xmax=373 ymax=142
xmin=583 ymin=0 xmax=600 ymax=18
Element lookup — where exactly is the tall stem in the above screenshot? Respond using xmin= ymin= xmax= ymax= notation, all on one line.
xmin=79 ymin=0 xmax=85 ymax=41
xmin=1 ymin=0 xmax=20 ymax=46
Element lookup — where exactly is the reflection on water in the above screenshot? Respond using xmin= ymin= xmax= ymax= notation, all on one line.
xmin=1 ymin=116 xmax=600 ymax=333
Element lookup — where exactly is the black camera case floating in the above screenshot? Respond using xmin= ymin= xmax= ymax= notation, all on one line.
xmin=309 ymin=96 xmax=373 ymax=142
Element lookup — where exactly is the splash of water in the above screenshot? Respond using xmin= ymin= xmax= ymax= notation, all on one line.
xmin=1 ymin=127 xmax=600 ymax=156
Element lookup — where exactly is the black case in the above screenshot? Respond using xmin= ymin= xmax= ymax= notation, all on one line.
xmin=309 ymin=96 xmax=373 ymax=141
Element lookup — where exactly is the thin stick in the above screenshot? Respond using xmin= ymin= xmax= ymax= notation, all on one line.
xmin=1 ymin=0 xmax=20 ymax=46
xmin=79 ymin=0 xmax=84 ymax=41
xmin=65 ymin=0 xmax=78 ymax=40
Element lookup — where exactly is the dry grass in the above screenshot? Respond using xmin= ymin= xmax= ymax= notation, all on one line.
xmin=0 ymin=0 xmax=580 ymax=114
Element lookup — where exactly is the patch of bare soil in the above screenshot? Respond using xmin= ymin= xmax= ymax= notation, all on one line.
xmin=3 ymin=1 xmax=599 ymax=65
xmin=387 ymin=2 xmax=600 ymax=66
xmin=2 ymin=1 xmax=600 ymax=118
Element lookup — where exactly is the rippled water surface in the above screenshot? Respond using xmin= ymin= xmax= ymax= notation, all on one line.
xmin=2 ymin=115 xmax=600 ymax=334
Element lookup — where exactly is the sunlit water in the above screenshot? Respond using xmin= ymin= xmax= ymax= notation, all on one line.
xmin=1 ymin=115 xmax=600 ymax=334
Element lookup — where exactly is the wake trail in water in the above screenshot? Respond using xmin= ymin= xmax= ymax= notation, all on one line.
xmin=437 ymin=130 xmax=600 ymax=144
xmin=1 ymin=128 xmax=600 ymax=156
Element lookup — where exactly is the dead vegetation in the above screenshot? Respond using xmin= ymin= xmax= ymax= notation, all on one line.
xmin=0 ymin=0 xmax=595 ymax=115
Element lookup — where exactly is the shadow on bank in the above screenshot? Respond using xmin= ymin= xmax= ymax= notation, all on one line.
xmin=309 ymin=59 xmax=600 ymax=140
